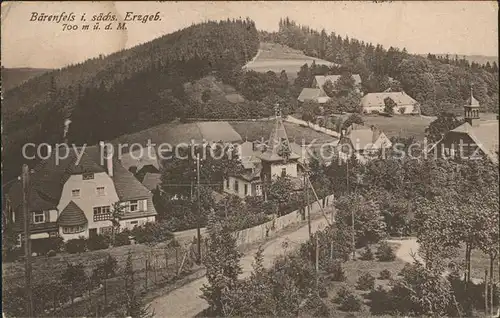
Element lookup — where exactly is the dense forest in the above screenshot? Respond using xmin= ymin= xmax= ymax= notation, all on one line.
xmin=3 ymin=17 xmax=498 ymax=181
xmin=2 ymin=19 xmax=259 ymax=181
xmin=260 ymin=18 xmax=499 ymax=116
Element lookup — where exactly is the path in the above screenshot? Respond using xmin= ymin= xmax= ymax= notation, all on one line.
xmin=149 ymin=214 xmax=331 ymax=317
xmin=242 ymin=49 xmax=262 ymax=69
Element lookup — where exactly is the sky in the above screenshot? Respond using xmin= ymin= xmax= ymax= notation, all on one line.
xmin=1 ymin=1 xmax=498 ymax=69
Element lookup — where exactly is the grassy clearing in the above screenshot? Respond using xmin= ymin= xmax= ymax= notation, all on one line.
xmin=244 ymin=42 xmax=334 ymax=80
xmin=323 ymin=243 xmax=407 ymax=316
xmin=230 ymin=121 xmax=336 ymax=144
xmin=362 ymin=114 xmax=434 ymax=140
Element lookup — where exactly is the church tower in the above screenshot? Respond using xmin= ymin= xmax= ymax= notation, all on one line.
xmin=464 ymin=88 xmax=480 ymax=127
xmin=259 ymin=104 xmax=299 ymax=181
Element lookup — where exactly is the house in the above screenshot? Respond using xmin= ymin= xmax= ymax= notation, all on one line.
xmin=312 ymin=74 xmax=362 ymax=95
xmin=3 ymin=143 xmax=157 ymax=243
xmin=360 ymin=91 xmax=419 ymax=114
xmin=430 ymin=90 xmax=499 ymax=163
xmin=297 ymin=88 xmax=331 ymax=104
xmin=337 ymin=125 xmax=392 ymax=162
xmin=223 ymin=107 xmax=303 ymax=198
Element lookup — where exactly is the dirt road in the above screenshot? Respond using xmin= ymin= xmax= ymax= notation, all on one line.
xmin=148 ymin=214 xmax=331 ymax=317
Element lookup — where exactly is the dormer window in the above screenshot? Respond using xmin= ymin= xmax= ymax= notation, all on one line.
xmin=130 ymin=200 xmax=139 ymax=212
xmin=83 ymin=173 xmax=94 ymax=180
xmin=33 ymin=211 xmax=45 ymax=224
xmin=72 ymin=189 xmax=81 ymax=197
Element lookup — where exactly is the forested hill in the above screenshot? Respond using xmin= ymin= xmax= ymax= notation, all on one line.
xmin=259 ymin=18 xmax=499 ymax=116
xmin=2 ymin=19 xmax=259 ymax=181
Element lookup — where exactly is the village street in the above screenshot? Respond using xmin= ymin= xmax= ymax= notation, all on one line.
xmin=148 ymin=214 xmax=332 ymax=317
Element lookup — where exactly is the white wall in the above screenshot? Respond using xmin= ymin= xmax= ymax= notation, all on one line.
xmin=57 ymin=172 xmax=119 ymax=239
xmin=223 ymin=176 xmax=253 ymax=198
xmin=120 ymin=216 xmax=156 ymax=231
xmin=270 ymin=162 xmax=298 ymax=179
xmin=363 ymin=104 xmax=416 ymax=114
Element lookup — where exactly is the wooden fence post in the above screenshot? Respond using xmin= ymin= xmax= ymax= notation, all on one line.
xmin=485 ymin=269 xmax=488 ymax=314
xmin=145 ymin=259 xmax=148 ymax=291
xmin=104 ymin=279 xmax=107 ymax=307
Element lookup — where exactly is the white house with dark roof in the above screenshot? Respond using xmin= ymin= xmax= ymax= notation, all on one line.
xmin=4 ymin=144 xmax=157 ymax=242
xmin=360 ymin=91 xmax=419 ymax=114
xmin=223 ymin=107 xmax=304 ymax=198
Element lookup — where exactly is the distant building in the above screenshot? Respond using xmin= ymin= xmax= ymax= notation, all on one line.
xmin=297 ymin=88 xmax=331 ymax=104
xmin=337 ymin=125 xmax=392 ymax=162
xmin=223 ymin=107 xmax=304 ymax=198
xmin=430 ymin=90 xmax=499 ymax=163
xmin=3 ymin=144 xmax=157 ymax=243
xmin=360 ymin=91 xmax=419 ymax=114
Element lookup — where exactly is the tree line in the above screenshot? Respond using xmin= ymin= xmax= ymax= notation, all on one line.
xmin=260 ymin=17 xmax=499 ymax=116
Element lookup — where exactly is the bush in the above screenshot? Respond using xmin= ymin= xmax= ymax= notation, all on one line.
xmin=87 ymin=234 xmax=110 ymax=251
xmin=360 ymin=246 xmax=374 ymax=260
xmin=356 ymin=273 xmax=375 ymax=291
xmin=114 ymin=231 xmax=131 ymax=246
xmin=65 ymin=237 xmax=87 ymax=254
xmin=376 ymin=241 xmax=396 ymax=262
xmin=336 ymin=287 xmax=362 ymax=312
xmin=379 ymin=269 xmax=391 ymax=280
xmin=131 ymin=221 xmax=173 ymax=245
xmin=368 ymin=286 xmax=393 ymax=315
xmin=46 ymin=250 xmax=57 ymax=257
xmin=31 ymin=236 xmax=64 ymax=255
xmin=324 ymin=259 xmax=346 ymax=281
xmin=398 ymin=107 xmax=406 ymax=114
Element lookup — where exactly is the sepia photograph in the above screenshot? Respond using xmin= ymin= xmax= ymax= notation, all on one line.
xmin=1 ymin=1 xmax=499 ymax=317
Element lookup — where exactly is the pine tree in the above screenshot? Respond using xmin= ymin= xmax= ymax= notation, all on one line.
xmin=200 ymin=211 xmax=242 ymax=316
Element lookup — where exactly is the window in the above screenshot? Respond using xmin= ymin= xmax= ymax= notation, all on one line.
xmin=93 ymin=206 xmax=111 ymax=222
xmin=33 ymin=211 xmax=45 ymax=224
xmin=63 ymin=225 xmax=85 ymax=234
xmin=226 ymin=178 xmax=230 ymax=188
xmin=130 ymin=200 xmax=139 ymax=212
xmin=71 ymin=189 xmax=80 ymax=198
xmin=83 ymin=173 xmax=94 ymax=180
xmin=234 ymin=180 xmax=239 ymax=192
xmin=281 ymin=168 xmax=287 ymax=177
xmin=99 ymin=226 xmax=113 ymax=236
xmin=96 ymin=186 xmax=105 ymax=196
xmin=244 ymin=184 xmax=248 ymax=196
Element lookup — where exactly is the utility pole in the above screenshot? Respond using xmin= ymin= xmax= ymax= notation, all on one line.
xmin=196 ymin=153 xmax=202 ymax=264
xmin=304 ymin=172 xmax=311 ymax=239
xmin=347 ymin=158 xmax=355 ymax=260
xmin=22 ymin=164 xmax=33 ymax=317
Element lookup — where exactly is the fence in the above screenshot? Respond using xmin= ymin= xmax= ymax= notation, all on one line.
xmin=3 ymin=194 xmax=334 ymax=317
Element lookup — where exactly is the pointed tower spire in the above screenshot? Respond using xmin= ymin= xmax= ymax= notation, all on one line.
xmin=260 ymin=104 xmax=298 ymax=162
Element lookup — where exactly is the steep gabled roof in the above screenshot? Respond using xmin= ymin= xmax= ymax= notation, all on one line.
xmin=298 ymin=88 xmax=322 ymax=102
xmin=259 ymin=112 xmax=300 ymax=163
xmin=450 ymin=120 xmax=499 ymax=163
xmin=58 ymin=201 xmax=87 ymax=227
xmin=360 ymin=92 xmax=417 ymax=108
xmin=6 ymin=145 xmax=154 ymax=211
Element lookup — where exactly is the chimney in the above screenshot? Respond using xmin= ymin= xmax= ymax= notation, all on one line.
xmin=99 ymin=141 xmax=113 ymax=177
